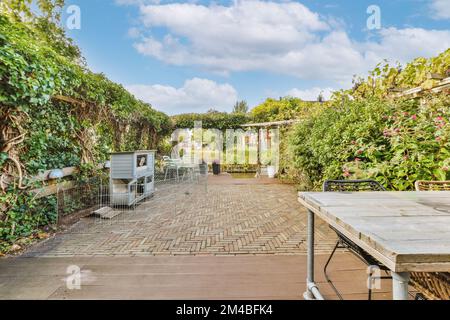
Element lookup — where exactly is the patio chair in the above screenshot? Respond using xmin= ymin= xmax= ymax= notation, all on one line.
xmin=411 ymin=180 xmax=450 ymax=300
xmin=322 ymin=179 xmax=391 ymax=300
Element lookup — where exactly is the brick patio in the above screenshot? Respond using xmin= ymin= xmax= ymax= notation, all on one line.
xmin=24 ymin=175 xmax=337 ymax=257
xmin=1 ymin=175 xmax=397 ymax=300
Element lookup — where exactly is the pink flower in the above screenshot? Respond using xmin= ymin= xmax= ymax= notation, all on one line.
xmin=356 ymin=149 xmax=363 ymax=155
xmin=343 ymin=171 xmax=350 ymax=177
xmin=355 ymin=158 xmax=361 ymax=162
xmin=436 ymin=136 xmax=442 ymax=141
xmin=435 ymin=116 xmax=446 ymax=128
xmin=411 ymin=115 xmax=417 ymax=120
xmin=442 ymin=166 xmax=449 ymax=172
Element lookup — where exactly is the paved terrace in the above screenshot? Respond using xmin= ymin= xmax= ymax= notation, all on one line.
xmin=23 ymin=175 xmax=336 ymax=257
xmin=0 ymin=174 xmax=395 ymax=299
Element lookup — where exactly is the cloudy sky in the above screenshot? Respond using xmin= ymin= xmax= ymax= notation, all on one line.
xmin=65 ymin=0 xmax=450 ymax=114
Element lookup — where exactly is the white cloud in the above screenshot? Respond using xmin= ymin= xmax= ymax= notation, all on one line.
xmin=115 ymin=0 xmax=160 ymax=5
xmin=430 ymin=0 xmax=450 ymax=20
xmin=126 ymin=78 xmax=238 ymax=115
xmin=364 ymin=28 xmax=450 ymax=66
xmin=129 ymin=1 xmax=450 ymax=86
xmin=286 ymin=87 xmax=335 ymax=101
xmin=127 ymin=27 xmax=141 ymax=38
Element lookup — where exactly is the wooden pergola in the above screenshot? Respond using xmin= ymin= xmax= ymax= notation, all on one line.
xmin=240 ymin=119 xmax=299 ymax=128
xmin=240 ymin=119 xmax=299 ymax=176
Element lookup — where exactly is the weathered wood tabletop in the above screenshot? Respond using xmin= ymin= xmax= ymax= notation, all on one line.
xmin=298 ymin=191 xmax=450 ymax=273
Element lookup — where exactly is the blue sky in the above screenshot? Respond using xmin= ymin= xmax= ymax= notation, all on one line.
xmin=63 ymin=0 xmax=450 ymax=114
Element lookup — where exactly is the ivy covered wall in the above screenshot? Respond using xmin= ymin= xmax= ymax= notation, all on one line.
xmin=0 ymin=13 xmax=172 ymax=253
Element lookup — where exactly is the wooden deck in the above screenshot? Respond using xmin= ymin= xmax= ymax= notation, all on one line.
xmin=0 ymin=254 xmax=395 ymax=300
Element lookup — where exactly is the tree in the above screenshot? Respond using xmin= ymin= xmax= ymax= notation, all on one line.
xmin=232 ymin=100 xmax=249 ymax=114
xmin=0 ymin=0 xmax=81 ymax=60
xmin=1 ymin=0 xmax=64 ymax=22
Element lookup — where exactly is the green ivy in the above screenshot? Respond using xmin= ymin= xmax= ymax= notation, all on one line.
xmin=0 ymin=13 xmax=172 ymax=252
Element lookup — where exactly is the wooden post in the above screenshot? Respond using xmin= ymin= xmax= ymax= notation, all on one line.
xmin=257 ymin=128 xmax=261 ymax=176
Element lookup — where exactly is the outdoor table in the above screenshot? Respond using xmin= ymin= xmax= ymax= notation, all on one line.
xmin=298 ymin=191 xmax=450 ymax=300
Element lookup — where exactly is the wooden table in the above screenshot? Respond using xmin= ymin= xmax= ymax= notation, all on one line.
xmin=298 ymin=191 xmax=450 ymax=300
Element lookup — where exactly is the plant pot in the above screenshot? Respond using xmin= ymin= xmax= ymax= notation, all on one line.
xmin=267 ymin=165 xmax=276 ymax=178
xmin=212 ymin=163 xmax=220 ymax=175
xmin=199 ymin=163 xmax=208 ymax=175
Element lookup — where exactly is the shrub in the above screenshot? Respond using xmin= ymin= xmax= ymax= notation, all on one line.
xmin=290 ymin=95 xmax=450 ymax=190
xmin=172 ymin=111 xmax=250 ymax=130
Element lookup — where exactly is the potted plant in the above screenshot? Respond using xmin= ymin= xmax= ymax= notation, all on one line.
xmin=261 ymin=150 xmax=276 ymax=178
xmin=267 ymin=164 xmax=276 ymax=178
xmin=212 ymin=160 xmax=220 ymax=175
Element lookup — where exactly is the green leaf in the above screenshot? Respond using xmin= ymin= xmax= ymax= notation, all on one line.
xmin=433 ymin=169 xmax=447 ymax=181
xmin=0 ymin=152 xmax=8 ymax=167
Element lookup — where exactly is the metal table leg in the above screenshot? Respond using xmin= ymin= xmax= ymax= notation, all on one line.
xmin=304 ymin=209 xmax=324 ymax=300
xmin=392 ymin=272 xmax=410 ymax=300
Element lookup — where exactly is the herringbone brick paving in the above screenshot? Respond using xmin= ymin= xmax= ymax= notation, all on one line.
xmin=25 ymin=180 xmax=337 ymax=257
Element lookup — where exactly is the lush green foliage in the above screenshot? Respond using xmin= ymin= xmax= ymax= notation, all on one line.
xmin=0 ymin=12 xmax=171 ymax=252
xmin=290 ymin=50 xmax=450 ymax=190
xmin=172 ymin=111 xmax=250 ymax=130
xmin=0 ymin=15 xmax=171 ymax=162
xmin=251 ymin=97 xmax=325 ymax=123
xmin=232 ymin=100 xmax=249 ymax=114
xmin=248 ymin=97 xmax=325 ymax=181
xmin=0 ymin=193 xmax=57 ymax=251
xmin=351 ymin=50 xmax=450 ymax=99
